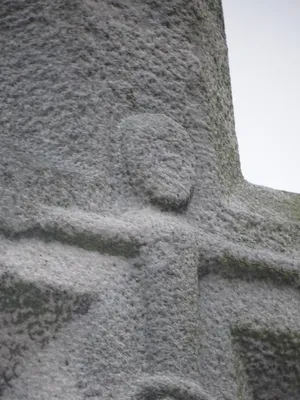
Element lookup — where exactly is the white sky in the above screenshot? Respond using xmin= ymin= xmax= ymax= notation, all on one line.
xmin=222 ymin=0 xmax=300 ymax=193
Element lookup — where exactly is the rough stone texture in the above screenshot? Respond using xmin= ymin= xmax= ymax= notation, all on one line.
xmin=120 ymin=114 xmax=196 ymax=210
xmin=1 ymin=0 xmax=300 ymax=399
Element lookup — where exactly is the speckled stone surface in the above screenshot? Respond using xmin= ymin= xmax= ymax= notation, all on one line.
xmin=1 ymin=1 xmax=300 ymax=399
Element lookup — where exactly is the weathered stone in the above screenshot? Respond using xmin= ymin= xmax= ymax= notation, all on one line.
xmin=1 ymin=0 xmax=300 ymax=399
xmin=120 ymin=114 xmax=196 ymax=210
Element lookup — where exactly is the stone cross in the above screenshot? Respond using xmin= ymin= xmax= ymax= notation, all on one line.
xmin=1 ymin=1 xmax=300 ymax=399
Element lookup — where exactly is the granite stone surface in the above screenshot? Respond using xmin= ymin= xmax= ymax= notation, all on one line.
xmin=1 ymin=1 xmax=300 ymax=399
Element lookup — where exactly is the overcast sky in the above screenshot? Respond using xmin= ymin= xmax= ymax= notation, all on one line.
xmin=222 ymin=0 xmax=300 ymax=193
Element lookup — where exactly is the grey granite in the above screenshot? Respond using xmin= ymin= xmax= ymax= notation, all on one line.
xmin=1 ymin=0 xmax=300 ymax=399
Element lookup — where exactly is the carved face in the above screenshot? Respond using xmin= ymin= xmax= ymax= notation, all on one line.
xmin=120 ymin=114 xmax=196 ymax=211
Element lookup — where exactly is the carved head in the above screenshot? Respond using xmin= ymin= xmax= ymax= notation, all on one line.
xmin=120 ymin=114 xmax=196 ymax=211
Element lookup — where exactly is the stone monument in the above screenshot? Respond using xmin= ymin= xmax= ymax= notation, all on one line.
xmin=1 ymin=1 xmax=300 ymax=399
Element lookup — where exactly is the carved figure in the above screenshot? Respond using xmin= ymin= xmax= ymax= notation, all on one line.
xmin=1 ymin=114 xmax=204 ymax=398
xmin=1 ymin=1 xmax=300 ymax=399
